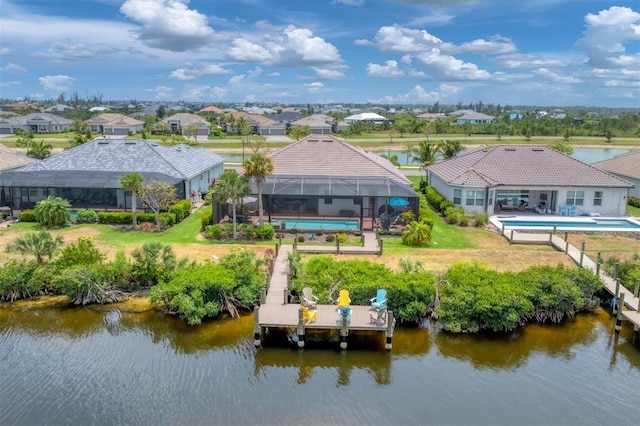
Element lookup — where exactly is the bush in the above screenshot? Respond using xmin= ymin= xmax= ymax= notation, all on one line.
xmin=98 ymin=211 xmax=133 ymax=225
xmin=56 ymin=236 xmax=104 ymax=269
xmin=336 ymin=232 xmax=348 ymax=243
xmin=297 ymin=235 xmax=305 ymax=243
xmin=201 ymin=209 xmax=213 ymax=230
xmin=325 ymin=234 xmax=335 ymax=243
xmin=137 ymin=213 xmax=156 ymax=223
xmin=205 ymin=224 xmax=223 ymax=239
xmin=254 ymin=224 xmax=275 ymax=240
xmin=169 ymin=199 xmax=191 ymax=223
xmin=160 ymin=212 xmax=177 ymax=227
xmin=19 ymin=210 xmax=36 ymax=222
xmin=473 ymin=212 xmax=489 ymax=227
xmin=75 ymin=209 xmax=98 ymax=223
xmin=458 ymin=215 xmax=469 ymax=227
xmin=629 ymin=197 xmax=640 ymax=208
xmin=0 ymin=260 xmax=40 ymax=302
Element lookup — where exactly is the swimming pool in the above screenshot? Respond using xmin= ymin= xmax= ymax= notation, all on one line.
xmin=491 ymin=216 xmax=640 ymax=232
xmin=272 ymin=218 xmax=360 ymax=231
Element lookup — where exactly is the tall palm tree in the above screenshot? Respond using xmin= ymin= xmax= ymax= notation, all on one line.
xmin=119 ymin=173 xmax=145 ymax=230
xmin=26 ymin=140 xmax=53 ymax=159
xmin=438 ymin=139 xmax=465 ymax=159
xmin=243 ymin=153 xmax=274 ymax=226
xmin=9 ymin=230 xmax=64 ymax=264
xmin=412 ymin=141 xmax=441 ymax=182
xmin=213 ymin=170 xmax=250 ymax=240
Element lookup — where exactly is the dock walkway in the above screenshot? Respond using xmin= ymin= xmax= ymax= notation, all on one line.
xmin=256 ymin=235 xmax=394 ymax=349
xmin=501 ymin=229 xmax=640 ymax=332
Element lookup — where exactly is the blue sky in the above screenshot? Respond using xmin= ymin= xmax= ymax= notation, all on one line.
xmin=0 ymin=0 xmax=638 ymax=107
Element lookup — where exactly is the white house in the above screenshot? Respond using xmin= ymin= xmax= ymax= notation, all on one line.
xmin=427 ymin=145 xmax=633 ymax=217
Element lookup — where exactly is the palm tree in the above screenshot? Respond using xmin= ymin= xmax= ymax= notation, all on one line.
xmin=9 ymin=230 xmax=64 ymax=264
xmin=33 ymin=196 xmax=71 ymax=228
xmin=438 ymin=139 xmax=464 ymax=159
xmin=119 ymin=173 xmax=145 ymax=229
xmin=401 ymin=222 xmax=432 ymax=247
xmin=242 ymin=153 xmax=274 ymax=226
xmin=412 ymin=141 xmax=441 ymax=182
xmin=26 ymin=140 xmax=53 ymax=159
xmin=213 ymin=170 xmax=250 ymax=239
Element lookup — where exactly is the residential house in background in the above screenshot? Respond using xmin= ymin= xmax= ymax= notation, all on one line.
xmin=416 ymin=112 xmax=446 ymax=122
xmin=456 ymin=112 xmax=495 ymax=125
xmin=592 ymin=150 xmax=640 ymax=199
xmin=0 ymin=113 xmax=72 ymax=134
xmin=344 ymin=112 xmax=389 ymax=124
xmin=427 ymin=145 xmax=633 ymax=217
xmin=44 ymin=104 xmax=75 ymax=114
xmin=199 ymin=105 xmax=223 ymax=114
xmin=267 ymin=110 xmax=305 ymax=126
xmin=223 ymin=111 xmax=285 ymax=135
xmin=0 ymin=144 xmax=36 ymax=208
xmin=0 ymin=138 xmax=224 ymax=211
xmin=290 ymin=114 xmax=334 ymax=134
xmin=86 ymin=113 xmax=145 ymax=136
xmin=163 ymin=113 xmax=211 ymax=136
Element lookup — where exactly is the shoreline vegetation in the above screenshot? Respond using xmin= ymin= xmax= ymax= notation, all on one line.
xmin=2 ymin=197 xmax=638 ymax=334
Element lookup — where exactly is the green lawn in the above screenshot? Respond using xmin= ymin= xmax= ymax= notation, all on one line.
xmin=627 ymin=204 xmax=640 ymax=217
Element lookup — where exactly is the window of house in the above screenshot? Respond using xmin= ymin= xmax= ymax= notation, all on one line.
xmin=453 ymin=189 xmax=462 ymax=205
xmin=325 ymin=198 xmax=332 ymax=205
xmin=593 ymin=191 xmax=602 ymax=206
xmin=465 ymin=190 xmax=484 ymax=206
xmin=566 ymin=190 xmax=584 ymax=206
xmin=488 ymin=190 xmax=494 ymax=207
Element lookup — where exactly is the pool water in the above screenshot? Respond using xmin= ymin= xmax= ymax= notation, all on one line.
xmin=497 ymin=217 xmax=640 ymax=231
xmin=273 ymin=218 xmax=360 ymax=231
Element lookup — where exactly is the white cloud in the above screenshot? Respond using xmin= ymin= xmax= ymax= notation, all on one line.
xmin=495 ymin=53 xmax=568 ymax=70
xmin=0 ymin=80 xmax=21 ymax=88
xmin=169 ymin=63 xmax=232 ymax=80
xmin=227 ymin=67 xmax=263 ymax=85
xmin=533 ymin=68 xmax=581 ymax=84
xmin=38 ymin=75 xmax=76 ymax=92
xmin=0 ymin=62 xmax=26 ymax=73
xmin=181 ymin=85 xmax=226 ymax=100
xmin=227 ymin=24 xmax=343 ymax=67
xmin=414 ymin=48 xmax=491 ymax=80
xmin=120 ymin=0 xmax=215 ymax=51
xmin=145 ymin=85 xmax=174 ymax=99
xmin=368 ymin=26 xmax=446 ymax=53
xmin=311 ymin=67 xmax=345 ymax=80
xmin=331 ymin=0 xmax=364 ymax=5
xmin=373 ymin=83 xmax=461 ymax=104
xmin=451 ymin=36 xmax=517 ymax=55
xmin=0 ymin=47 xmax=12 ymax=55
xmin=32 ymin=40 xmax=119 ymax=61
xmin=304 ymin=81 xmax=324 ymax=92
xmin=575 ymin=6 xmax=640 ymax=69
xmin=366 ymin=60 xmax=405 ymax=78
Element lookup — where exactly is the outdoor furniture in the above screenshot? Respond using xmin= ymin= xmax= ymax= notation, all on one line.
xmin=302 ymin=306 xmax=317 ymax=324
xmin=336 ymin=289 xmax=352 ymax=325
xmin=369 ymin=289 xmax=387 ymax=324
xmin=302 ymin=287 xmax=318 ymax=310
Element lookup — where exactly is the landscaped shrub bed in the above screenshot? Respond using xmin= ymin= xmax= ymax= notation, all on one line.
xmin=292 ymin=256 xmax=603 ymax=331
xmin=628 ymin=196 xmax=640 ymax=208
xmin=19 ymin=210 xmax=36 ymax=222
xmin=203 ymin=223 xmax=275 ymax=240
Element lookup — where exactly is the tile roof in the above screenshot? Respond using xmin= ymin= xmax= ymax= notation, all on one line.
xmin=163 ymin=113 xmax=210 ymax=125
xmin=267 ymin=134 xmax=410 ymax=184
xmin=291 ymin=115 xmax=332 ymax=128
xmin=86 ymin=113 xmax=144 ymax=127
xmin=0 ymin=144 xmax=37 ymax=171
xmin=591 ymin=150 xmax=640 ymax=180
xmin=16 ymin=138 xmax=223 ymax=180
xmin=427 ymin=145 xmax=633 ymax=188
xmin=0 ymin=113 xmax=72 ymax=125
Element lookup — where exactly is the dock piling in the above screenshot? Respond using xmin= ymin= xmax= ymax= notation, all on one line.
xmin=615 ymin=293 xmax=625 ymax=333
xmin=634 ymin=279 xmax=639 ymax=298
xmin=385 ymin=310 xmax=395 ymax=351
xmin=340 ymin=310 xmax=349 ymax=350
xmin=579 ymin=241 xmax=585 ymax=267
xmin=297 ymin=307 xmax=305 ymax=348
xmin=613 ymin=278 xmax=621 ymax=314
xmin=253 ymin=306 xmax=261 ymax=347
xmin=260 ymin=287 xmax=266 ymax=304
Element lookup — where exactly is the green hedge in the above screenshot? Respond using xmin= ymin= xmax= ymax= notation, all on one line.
xmin=629 ymin=197 xmax=640 ymax=208
xmin=98 ymin=211 xmax=133 ymax=224
xmin=169 ymin=199 xmax=191 ymax=222
xmin=19 ymin=210 xmax=36 ymax=222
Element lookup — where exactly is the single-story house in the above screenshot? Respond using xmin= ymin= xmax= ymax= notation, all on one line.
xmin=592 ymin=150 xmax=640 ymax=199
xmin=86 ymin=113 xmax=145 ymax=135
xmin=0 ymin=138 xmax=224 ymax=211
xmin=235 ymin=135 xmax=419 ymax=230
xmin=223 ymin=112 xmax=286 ymax=135
xmin=344 ymin=112 xmax=389 ymax=125
xmin=416 ymin=112 xmax=446 ymax=122
xmin=199 ymin=105 xmax=223 ymax=114
xmin=456 ymin=113 xmax=495 ymax=125
xmin=290 ymin=114 xmax=333 ymax=134
xmin=267 ymin=110 xmax=305 ymax=125
xmin=0 ymin=113 xmax=72 ymax=134
xmin=44 ymin=104 xmax=75 ymax=114
xmin=163 ymin=113 xmax=211 ymax=136
xmin=427 ymin=145 xmax=633 ymax=217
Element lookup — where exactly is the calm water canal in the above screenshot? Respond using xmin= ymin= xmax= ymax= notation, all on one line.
xmin=1 ymin=300 xmax=638 ymax=425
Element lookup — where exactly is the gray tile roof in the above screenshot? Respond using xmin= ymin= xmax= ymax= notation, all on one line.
xmin=17 ymin=138 xmax=224 ymax=180
xmin=0 ymin=113 xmax=72 ymax=125
xmin=267 ymin=135 xmax=411 ymax=184
xmin=591 ymin=150 xmax=640 ymax=180
xmin=427 ymin=145 xmax=633 ymax=188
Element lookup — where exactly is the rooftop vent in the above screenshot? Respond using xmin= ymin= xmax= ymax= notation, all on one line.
xmin=504 ymin=148 xmax=516 ymax=151
xmin=532 ymin=148 xmax=544 ymax=152
xmin=97 ymin=141 xmax=110 ymax=144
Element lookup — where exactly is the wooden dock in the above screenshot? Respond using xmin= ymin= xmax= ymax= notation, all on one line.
xmin=255 ymin=236 xmax=395 ymax=350
xmin=499 ymin=227 xmax=640 ymax=334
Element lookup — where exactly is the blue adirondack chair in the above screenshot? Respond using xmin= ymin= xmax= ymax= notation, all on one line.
xmin=370 ymin=289 xmax=387 ymax=311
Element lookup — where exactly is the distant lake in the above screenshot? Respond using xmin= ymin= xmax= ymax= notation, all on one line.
xmin=221 ymin=147 xmax=630 ymax=166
